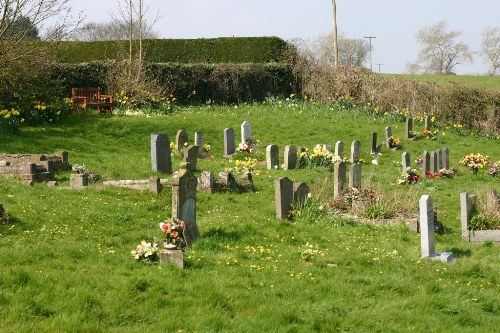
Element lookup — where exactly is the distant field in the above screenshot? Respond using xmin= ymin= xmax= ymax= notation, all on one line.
xmin=385 ymin=74 xmax=500 ymax=91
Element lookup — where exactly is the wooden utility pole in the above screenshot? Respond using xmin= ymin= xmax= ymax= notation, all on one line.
xmin=332 ymin=0 xmax=339 ymax=69
xmin=364 ymin=36 xmax=376 ymax=71
xmin=375 ymin=63 xmax=384 ymax=73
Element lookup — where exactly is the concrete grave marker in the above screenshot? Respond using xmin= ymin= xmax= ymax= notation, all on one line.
xmin=175 ymin=130 xmax=188 ymax=152
xmin=224 ymin=128 xmax=235 ymax=157
xmin=283 ymin=145 xmax=297 ymax=170
xmin=385 ymin=127 xmax=392 ymax=149
xmin=183 ymin=145 xmax=199 ymax=172
xmin=266 ymin=144 xmax=280 ymax=170
xmin=430 ymin=151 xmax=438 ymax=175
xmin=333 ymin=162 xmax=346 ymax=198
xmin=349 ymin=163 xmax=361 ymax=189
xmin=486 ymin=189 xmax=500 ymax=211
xmin=402 ymin=152 xmax=411 ymax=172
xmin=422 ymin=151 xmax=430 ymax=177
xmin=241 ymin=121 xmax=252 ymax=145
xmin=171 ymin=162 xmax=199 ymax=245
xmin=350 ymin=140 xmax=360 ymax=163
xmin=148 ymin=176 xmax=161 ymax=194
xmin=275 ymin=177 xmax=293 ymax=220
xmin=151 ymin=134 xmax=172 ymax=174
xmin=442 ymin=148 xmax=449 ymax=170
xmin=405 ymin=117 xmax=414 ymax=139
xmin=437 ymin=149 xmax=443 ymax=169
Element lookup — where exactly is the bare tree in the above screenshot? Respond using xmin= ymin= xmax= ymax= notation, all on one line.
xmin=69 ymin=20 xmax=159 ymax=42
xmin=480 ymin=27 xmax=500 ymax=76
xmin=407 ymin=21 xmax=472 ymax=74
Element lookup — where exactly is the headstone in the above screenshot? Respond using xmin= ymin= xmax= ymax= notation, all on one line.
xmin=321 ymin=144 xmax=332 ymax=152
xmin=370 ymin=132 xmax=378 ymax=154
xmin=293 ymin=182 xmax=310 ymax=208
xmin=350 ymin=140 xmax=361 ymax=163
xmin=424 ymin=116 xmax=431 ymax=130
xmin=240 ymin=172 xmax=255 ymax=192
xmin=160 ymin=249 xmax=184 ymax=268
xmin=460 ymin=192 xmax=476 ymax=241
xmin=224 ymin=128 xmax=235 ymax=157
xmin=183 ymin=145 xmax=199 ymax=171
xmin=198 ymin=171 xmax=215 ymax=192
xmin=422 ymin=151 xmax=430 ymax=177
xmin=441 ymin=148 xmax=449 ymax=170
xmin=402 ymin=152 xmax=411 ymax=172
xmin=151 ymin=134 xmax=172 ymax=174
xmin=486 ymin=189 xmax=499 ymax=212
xmin=405 ymin=117 xmax=414 ymax=139
xmin=275 ymin=177 xmax=293 ymax=220
xmin=171 ymin=162 xmax=199 ymax=245
xmin=70 ymin=173 xmax=88 ymax=188
xmin=334 ymin=141 xmax=344 ymax=157
xmin=194 ymin=132 xmax=206 ymax=158
xmin=430 ymin=151 xmax=438 ymax=175
xmin=148 ymin=176 xmax=161 ymax=194
xmin=241 ymin=121 xmax=252 ymax=145
xmin=333 ymin=162 xmax=346 ymax=198
xmin=175 ymin=130 xmax=188 ymax=152
xmin=266 ymin=144 xmax=280 ymax=170
xmin=437 ymin=149 xmax=443 ymax=170
xmin=283 ymin=145 xmax=297 ymax=170
xmin=218 ymin=171 xmax=237 ymax=190
xmin=384 ymin=127 xmax=392 ymax=149
xmin=349 ymin=163 xmax=361 ymax=189
xmin=420 ymin=195 xmax=455 ymax=262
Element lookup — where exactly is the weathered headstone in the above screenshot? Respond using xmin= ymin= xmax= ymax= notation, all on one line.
xmin=334 ymin=141 xmax=344 ymax=157
xmin=70 ymin=173 xmax=88 ymax=188
xmin=420 ymin=195 xmax=455 ymax=262
xmin=405 ymin=117 xmax=414 ymax=139
xmin=175 ymin=130 xmax=188 ymax=152
xmin=441 ymin=148 xmax=449 ymax=170
xmin=422 ymin=151 xmax=430 ymax=177
xmin=430 ymin=151 xmax=438 ymax=175
xmin=224 ymin=128 xmax=235 ymax=157
xmin=148 ymin=176 xmax=161 ymax=194
xmin=350 ymin=140 xmax=361 ymax=163
xmin=183 ymin=145 xmax=199 ymax=172
xmin=293 ymin=182 xmax=310 ymax=208
xmin=151 ymin=134 xmax=172 ymax=174
xmin=241 ymin=121 xmax=252 ymax=145
xmin=333 ymin=162 xmax=346 ymax=198
xmin=171 ymin=162 xmax=199 ymax=245
xmin=218 ymin=171 xmax=238 ymax=190
xmin=275 ymin=177 xmax=293 ymax=220
xmin=283 ymin=145 xmax=297 ymax=170
xmin=349 ymin=163 xmax=361 ymax=189
xmin=384 ymin=127 xmax=392 ymax=149
xmin=194 ymin=132 xmax=206 ymax=158
xmin=402 ymin=152 xmax=411 ymax=172
xmin=424 ymin=116 xmax=431 ymax=130
xmin=371 ymin=132 xmax=378 ymax=154
xmin=266 ymin=144 xmax=280 ymax=170
xmin=160 ymin=248 xmax=184 ymax=268
xmin=198 ymin=171 xmax=215 ymax=192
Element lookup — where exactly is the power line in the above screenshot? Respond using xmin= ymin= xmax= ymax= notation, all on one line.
xmin=364 ymin=36 xmax=376 ymax=71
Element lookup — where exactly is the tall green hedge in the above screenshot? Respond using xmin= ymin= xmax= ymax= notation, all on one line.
xmin=52 ymin=37 xmax=292 ymax=64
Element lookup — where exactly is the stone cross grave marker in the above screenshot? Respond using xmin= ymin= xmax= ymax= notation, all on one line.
xmin=183 ymin=145 xmax=199 ymax=172
xmin=224 ymin=128 xmax=235 ymax=157
xmin=293 ymin=182 xmax=310 ymax=208
xmin=422 ymin=150 xmax=430 ymax=177
xmin=175 ymin=130 xmax=188 ymax=152
xmin=333 ymin=162 xmax=346 ymax=198
xmin=430 ymin=151 xmax=438 ymax=175
xmin=371 ymin=132 xmax=378 ymax=154
xmin=350 ymin=140 xmax=360 ymax=163
xmin=384 ymin=127 xmax=392 ymax=149
xmin=171 ymin=162 xmax=199 ymax=245
xmin=334 ymin=141 xmax=344 ymax=157
xmin=275 ymin=177 xmax=293 ymax=219
xmin=151 ymin=134 xmax=172 ymax=174
xmin=405 ymin=117 xmax=414 ymax=139
xmin=241 ymin=121 xmax=252 ymax=145
xmin=419 ymin=195 xmax=455 ymax=262
xmin=402 ymin=152 xmax=411 ymax=172
xmin=441 ymin=148 xmax=449 ymax=170
xmin=266 ymin=144 xmax=280 ymax=170
xmin=349 ymin=163 xmax=361 ymax=189
xmin=284 ymin=145 xmax=297 ymax=171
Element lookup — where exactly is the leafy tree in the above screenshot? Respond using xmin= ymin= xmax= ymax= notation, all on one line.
xmin=407 ymin=20 xmax=472 ymax=74
xmin=480 ymin=27 xmax=500 ymax=76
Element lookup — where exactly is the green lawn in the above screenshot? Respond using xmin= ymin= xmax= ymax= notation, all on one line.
xmin=385 ymin=74 xmax=500 ymax=91
xmin=1 ymin=102 xmax=499 ymax=332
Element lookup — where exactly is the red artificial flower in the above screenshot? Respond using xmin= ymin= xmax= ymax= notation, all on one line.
xmin=425 ymin=171 xmax=433 ymax=178
xmin=160 ymin=222 xmax=171 ymax=233
xmin=171 ymin=231 xmax=179 ymax=238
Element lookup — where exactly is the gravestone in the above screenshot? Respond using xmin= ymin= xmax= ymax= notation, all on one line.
xmin=218 ymin=171 xmax=238 ymax=190
xmin=384 ymin=127 xmax=392 ymax=149
xmin=151 ymin=134 xmax=172 ymax=174
xmin=148 ymin=176 xmax=161 ymax=194
xmin=275 ymin=177 xmax=293 ymax=220
xmin=371 ymin=132 xmax=378 ymax=154
xmin=70 ymin=173 xmax=88 ymax=188
xmin=430 ymin=151 xmax=438 ymax=175
xmin=419 ymin=195 xmax=455 ymax=262
xmin=334 ymin=141 xmax=344 ymax=157
xmin=350 ymin=140 xmax=361 ymax=163
xmin=241 ymin=121 xmax=252 ymax=145
xmin=349 ymin=163 xmax=361 ymax=189
xmin=422 ymin=151 xmax=430 ymax=177
xmin=424 ymin=116 xmax=431 ymax=130
xmin=333 ymin=162 xmax=346 ymax=198
xmin=183 ymin=145 xmax=199 ymax=171
xmin=175 ymin=130 xmax=188 ymax=152
xmin=171 ymin=162 xmax=199 ymax=245
xmin=160 ymin=248 xmax=184 ymax=268
xmin=437 ymin=149 xmax=443 ymax=169
xmin=321 ymin=144 xmax=332 ymax=152
xmin=293 ymin=182 xmax=310 ymax=208
xmin=402 ymin=152 xmax=411 ymax=172
xmin=198 ymin=171 xmax=215 ymax=192
xmin=283 ymin=145 xmax=297 ymax=171
xmin=460 ymin=192 xmax=476 ymax=241
xmin=194 ymin=132 xmax=206 ymax=158
xmin=224 ymin=128 xmax=235 ymax=157
xmin=405 ymin=117 xmax=414 ymax=139
xmin=266 ymin=144 xmax=280 ymax=170
xmin=442 ymin=148 xmax=449 ymax=170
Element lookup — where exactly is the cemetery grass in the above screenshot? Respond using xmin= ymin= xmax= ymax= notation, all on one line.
xmin=1 ymin=102 xmax=499 ymax=332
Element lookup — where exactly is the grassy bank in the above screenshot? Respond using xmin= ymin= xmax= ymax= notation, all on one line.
xmin=386 ymin=74 xmax=500 ymax=91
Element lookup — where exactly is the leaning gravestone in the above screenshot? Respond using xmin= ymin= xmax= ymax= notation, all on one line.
xmin=175 ymin=130 xmax=189 ymax=152
xmin=151 ymin=134 xmax=172 ymax=174
xmin=405 ymin=117 xmax=414 ymax=139
xmin=350 ymin=140 xmax=360 ymax=163
xmin=334 ymin=141 xmax=344 ymax=157
xmin=283 ymin=145 xmax=297 ymax=170
xmin=275 ymin=177 xmax=293 ymax=220
xmin=241 ymin=121 xmax=252 ymax=145
xmin=333 ymin=162 xmax=346 ymax=198
xmin=349 ymin=163 xmax=361 ymax=189
xmin=293 ymin=182 xmax=310 ymax=208
xmin=402 ymin=152 xmax=411 ymax=172
xmin=183 ymin=145 xmax=199 ymax=172
xmin=223 ymin=128 xmax=235 ymax=157
xmin=419 ymin=195 xmax=455 ymax=262
xmin=171 ymin=162 xmax=199 ymax=245
xmin=384 ymin=127 xmax=392 ymax=149
xmin=266 ymin=144 xmax=280 ymax=170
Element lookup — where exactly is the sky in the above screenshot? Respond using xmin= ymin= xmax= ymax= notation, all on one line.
xmin=66 ymin=0 xmax=500 ymax=75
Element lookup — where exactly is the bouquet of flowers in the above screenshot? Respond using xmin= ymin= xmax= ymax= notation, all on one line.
xmin=387 ymin=135 xmax=401 ymax=149
xmin=237 ymin=138 xmax=260 ymax=153
xmin=459 ymin=153 xmax=490 ymax=174
xmin=396 ymin=169 xmax=420 ymax=185
xmin=159 ymin=218 xmax=186 ymax=249
xmin=489 ymin=161 xmax=500 ymax=177
xmin=131 ymin=240 xmax=159 ymax=263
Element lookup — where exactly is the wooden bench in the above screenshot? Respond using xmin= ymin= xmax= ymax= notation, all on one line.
xmin=71 ymin=87 xmax=113 ymax=115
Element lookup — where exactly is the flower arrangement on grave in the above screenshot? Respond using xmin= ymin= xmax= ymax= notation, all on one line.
xmin=237 ymin=138 xmax=260 ymax=153
xmin=421 ymin=129 xmax=439 ymax=140
xmin=459 ymin=153 xmax=490 ymax=174
xmin=488 ymin=161 xmax=500 ymax=177
xmin=131 ymin=240 xmax=159 ymax=263
xmin=159 ymin=218 xmax=187 ymax=249
xmin=415 ymin=156 xmax=423 ymax=167
xmin=71 ymin=164 xmax=86 ymax=174
xmin=425 ymin=168 xmax=456 ymax=179
xmin=396 ymin=169 xmax=420 ymax=185
xmin=370 ymin=152 xmax=382 ymax=165
xmin=387 ymin=135 xmax=401 ymax=149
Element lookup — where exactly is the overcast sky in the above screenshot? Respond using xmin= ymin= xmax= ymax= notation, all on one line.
xmin=67 ymin=0 xmax=500 ymax=75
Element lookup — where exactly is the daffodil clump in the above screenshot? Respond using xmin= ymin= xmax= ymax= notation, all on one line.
xmin=227 ymin=157 xmax=261 ymax=175
xmin=296 ymin=145 xmax=348 ymax=170
xmin=0 ymin=108 xmax=23 ymax=134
